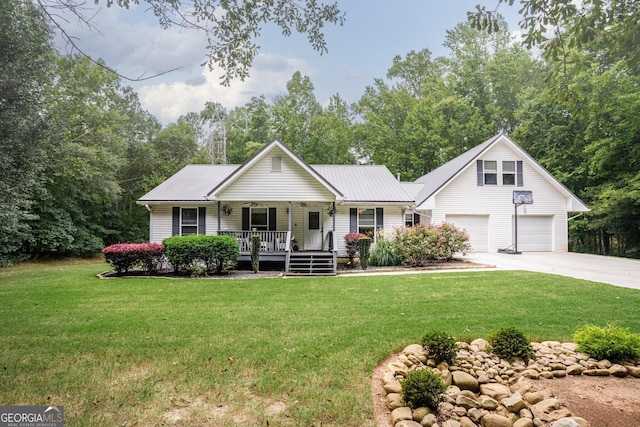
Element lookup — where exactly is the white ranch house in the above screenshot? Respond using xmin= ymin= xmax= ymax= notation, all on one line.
xmin=138 ymin=133 xmax=589 ymax=275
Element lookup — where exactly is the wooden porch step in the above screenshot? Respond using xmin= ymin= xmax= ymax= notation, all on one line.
xmin=287 ymin=252 xmax=336 ymax=276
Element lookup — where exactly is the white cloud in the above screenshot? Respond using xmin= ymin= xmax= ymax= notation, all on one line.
xmin=138 ymin=53 xmax=314 ymax=124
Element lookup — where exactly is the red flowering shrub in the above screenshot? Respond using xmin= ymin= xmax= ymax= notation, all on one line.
xmin=393 ymin=223 xmax=470 ymax=266
xmin=102 ymin=243 xmax=165 ymax=274
xmin=344 ymin=232 xmax=367 ymax=266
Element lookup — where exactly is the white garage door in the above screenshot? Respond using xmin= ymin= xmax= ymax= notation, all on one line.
xmin=446 ymin=215 xmax=489 ymax=252
xmin=513 ymin=215 xmax=553 ymax=252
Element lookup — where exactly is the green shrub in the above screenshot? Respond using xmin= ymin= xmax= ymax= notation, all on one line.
xmin=163 ymin=235 xmax=239 ymax=274
xmin=421 ymin=331 xmax=457 ymax=365
xmin=401 ymin=368 xmax=446 ymax=410
xmin=489 ymin=327 xmax=535 ymax=362
xmin=102 ymin=243 xmax=165 ymax=274
xmin=574 ymin=324 xmax=640 ymax=362
xmin=370 ymin=239 xmax=401 ymax=266
xmin=250 ymin=234 xmax=260 ymax=273
xmin=358 ymin=237 xmax=372 ymax=270
xmin=393 ymin=223 xmax=470 ymax=266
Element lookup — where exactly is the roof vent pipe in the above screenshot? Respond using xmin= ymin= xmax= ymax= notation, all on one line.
xmin=397 ymin=173 xmax=400 ymax=181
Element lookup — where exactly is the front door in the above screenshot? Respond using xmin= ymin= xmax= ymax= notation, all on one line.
xmin=304 ymin=208 xmax=323 ymax=250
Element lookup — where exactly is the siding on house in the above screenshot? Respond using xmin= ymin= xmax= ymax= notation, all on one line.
xmin=217 ymin=147 xmax=336 ymax=202
xmin=430 ymin=142 xmax=572 ymax=252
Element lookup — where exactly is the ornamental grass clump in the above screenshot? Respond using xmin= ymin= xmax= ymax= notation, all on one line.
xmin=369 ymin=238 xmax=401 ymax=266
xmin=401 ymin=368 xmax=446 ymax=410
xmin=574 ymin=324 xmax=640 ymax=362
xmin=421 ymin=331 xmax=457 ymax=365
xmin=489 ymin=327 xmax=535 ymax=362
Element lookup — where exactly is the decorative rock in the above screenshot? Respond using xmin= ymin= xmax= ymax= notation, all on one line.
xmin=442 ymin=419 xmax=462 ymax=427
xmin=452 ymin=371 xmax=480 ymax=392
xmin=479 ymin=396 xmax=499 ymax=410
xmin=413 ymin=407 xmax=432 ymax=422
xmin=568 ymin=417 xmax=589 ymax=427
xmin=392 ymin=407 xmax=413 ymax=424
xmin=387 ymin=393 xmax=404 ymax=410
xmin=608 ymin=364 xmax=628 ymax=377
xmin=397 ymin=421 xmax=424 ymax=427
xmin=550 ymin=408 xmax=573 ymax=420
xmin=457 ymin=392 xmax=480 ymax=410
xmin=467 ymin=408 xmax=483 ymax=422
xmin=421 ymin=413 xmax=437 ymax=426
xmin=566 ymin=365 xmax=583 ymax=375
xmin=480 ymin=383 xmax=511 ymax=400
xmin=501 ymin=394 xmax=527 ymax=413
xmin=481 ymin=413 xmax=512 ymax=427
xmin=521 ymin=369 xmax=540 ymax=379
xmin=551 ymin=418 xmax=580 ymax=427
xmin=470 ymin=338 xmax=489 ymax=351
xmin=513 ymin=419 xmax=534 ymax=427
xmin=459 ymin=417 xmax=477 ymax=427
xmin=404 ymin=344 xmax=426 ymax=358
xmin=524 ymin=392 xmax=543 ymax=405
xmin=582 ymin=369 xmax=610 ymax=376
xmin=384 ymin=378 xmax=403 ymax=394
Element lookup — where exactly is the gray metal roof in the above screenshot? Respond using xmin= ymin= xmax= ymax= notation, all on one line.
xmin=413 ymin=133 xmax=500 ymax=205
xmin=313 ymin=165 xmax=414 ymax=203
xmin=137 ymin=163 xmax=414 ymax=204
xmin=138 ymin=164 xmax=240 ymax=202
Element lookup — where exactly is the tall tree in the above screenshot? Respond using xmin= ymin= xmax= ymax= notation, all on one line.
xmin=0 ymin=0 xmax=55 ymax=265
xmin=271 ymin=72 xmax=322 ymax=161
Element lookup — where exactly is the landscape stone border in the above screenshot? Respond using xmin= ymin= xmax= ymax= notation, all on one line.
xmin=382 ymin=339 xmax=640 ymax=427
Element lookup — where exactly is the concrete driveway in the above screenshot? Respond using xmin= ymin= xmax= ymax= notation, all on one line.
xmin=462 ymin=252 xmax=640 ymax=290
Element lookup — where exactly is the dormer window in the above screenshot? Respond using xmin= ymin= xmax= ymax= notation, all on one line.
xmin=503 ymin=161 xmax=516 ymax=185
xmin=483 ymin=161 xmax=498 ymax=185
xmin=477 ymin=160 xmax=524 ymax=186
xmin=271 ymin=156 xmax=282 ymax=172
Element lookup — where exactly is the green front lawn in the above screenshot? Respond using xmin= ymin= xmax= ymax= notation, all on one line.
xmin=1 ymin=260 xmax=638 ymax=426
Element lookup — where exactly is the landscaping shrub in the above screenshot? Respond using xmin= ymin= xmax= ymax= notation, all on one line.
xmin=489 ymin=327 xmax=535 ymax=362
xmin=344 ymin=232 xmax=366 ymax=266
xmin=370 ymin=238 xmax=401 ymax=266
xmin=250 ymin=234 xmax=260 ymax=273
xmin=401 ymin=368 xmax=446 ymax=410
xmin=574 ymin=324 xmax=640 ymax=362
xmin=421 ymin=331 xmax=457 ymax=365
xmin=102 ymin=243 xmax=165 ymax=274
xmin=393 ymin=223 xmax=470 ymax=266
xmin=163 ymin=235 xmax=239 ymax=275
xmin=358 ymin=237 xmax=372 ymax=270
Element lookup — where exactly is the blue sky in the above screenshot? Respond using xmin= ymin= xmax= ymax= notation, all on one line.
xmin=53 ymin=1 xmax=522 ymax=125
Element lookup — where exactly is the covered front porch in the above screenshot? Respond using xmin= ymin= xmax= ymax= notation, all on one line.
xmin=214 ymin=201 xmax=338 ymax=275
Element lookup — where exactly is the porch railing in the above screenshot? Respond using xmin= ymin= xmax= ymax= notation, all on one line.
xmin=217 ymin=230 xmax=291 ymax=253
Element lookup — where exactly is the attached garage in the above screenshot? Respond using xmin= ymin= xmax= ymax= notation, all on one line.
xmin=513 ymin=215 xmax=553 ymax=252
xmin=446 ymin=215 xmax=489 ymax=252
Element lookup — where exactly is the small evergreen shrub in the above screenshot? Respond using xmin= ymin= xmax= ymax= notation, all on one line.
xmin=358 ymin=237 xmax=372 ymax=270
xmin=574 ymin=324 xmax=640 ymax=362
xmin=250 ymin=234 xmax=260 ymax=273
xmin=401 ymin=368 xmax=446 ymax=410
xmin=102 ymin=243 xmax=165 ymax=274
xmin=344 ymin=233 xmax=366 ymax=266
xmin=370 ymin=239 xmax=401 ymax=266
xmin=489 ymin=327 xmax=535 ymax=362
xmin=421 ymin=331 xmax=457 ymax=365
xmin=393 ymin=223 xmax=470 ymax=266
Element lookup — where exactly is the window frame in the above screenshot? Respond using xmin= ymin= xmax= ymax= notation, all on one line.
xmin=502 ymin=160 xmax=516 ymax=186
xmin=181 ymin=207 xmax=199 ymax=235
xmin=357 ymin=208 xmax=376 ymax=237
xmin=250 ymin=207 xmax=268 ymax=231
xmin=483 ymin=160 xmax=498 ymax=185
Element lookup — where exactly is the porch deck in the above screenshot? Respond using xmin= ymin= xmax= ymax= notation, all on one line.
xmin=217 ymin=230 xmax=337 ymax=275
